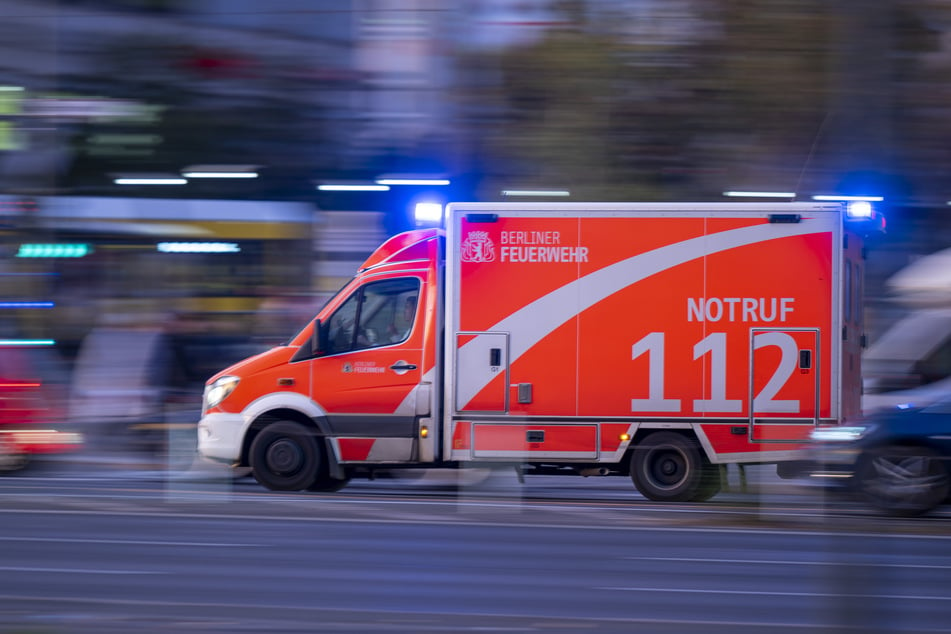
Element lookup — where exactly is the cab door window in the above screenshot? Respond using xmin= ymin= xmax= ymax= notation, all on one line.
xmin=324 ymin=278 xmax=420 ymax=355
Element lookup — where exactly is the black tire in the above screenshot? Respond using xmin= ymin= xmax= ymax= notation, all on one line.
xmin=249 ymin=421 xmax=320 ymax=491
xmin=690 ymin=464 xmax=723 ymax=502
xmin=856 ymin=445 xmax=950 ymax=517
xmin=630 ymin=432 xmax=706 ymax=502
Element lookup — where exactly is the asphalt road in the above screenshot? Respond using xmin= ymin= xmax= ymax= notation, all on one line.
xmin=0 ymin=459 xmax=950 ymax=633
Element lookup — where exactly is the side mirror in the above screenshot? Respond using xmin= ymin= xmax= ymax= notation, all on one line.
xmin=313 ymin=319 xmax=329 ymax=356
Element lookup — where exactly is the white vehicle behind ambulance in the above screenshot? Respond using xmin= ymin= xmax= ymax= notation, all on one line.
xmin=198 ymin=202 xmax=883 ymax=501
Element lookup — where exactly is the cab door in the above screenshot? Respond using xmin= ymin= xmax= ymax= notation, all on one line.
xmin=309 ymin=273 xmax=427 ymax=453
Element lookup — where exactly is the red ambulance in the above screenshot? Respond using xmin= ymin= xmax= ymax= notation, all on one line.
xmin=197 ymin=202 xmax=881 ymax=501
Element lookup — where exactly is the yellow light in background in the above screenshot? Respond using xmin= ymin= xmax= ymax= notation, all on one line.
xmin=0 ymin=87 xmax=23 ymax=150
xmin=619 ymin=433 xmax=631 ymax=442
xmin=420 ymin=426 xmax=429 ymax=438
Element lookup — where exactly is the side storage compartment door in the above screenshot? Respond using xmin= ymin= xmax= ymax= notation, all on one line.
xmin=454 ymin=332 xmax=509 ymax=413
xmin=750 ymin=328 xmax=820 ymax=442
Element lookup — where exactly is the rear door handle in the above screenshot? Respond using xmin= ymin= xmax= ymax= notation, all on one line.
xmin=390 ymin=362 xmax=417 ymax=371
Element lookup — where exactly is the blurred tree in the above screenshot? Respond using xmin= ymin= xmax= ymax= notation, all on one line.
xmin=457 ymin=1 xmax=705 ymax=201
xmin=690 ymin=0 xmax=845 ymax=195
xmin=456 ymin=0 xmax=841 ymax=200
xmin=456 ymin=0 xmax=951 ymax=203
xmin=890 ymin=0 xmax=951 ymax=202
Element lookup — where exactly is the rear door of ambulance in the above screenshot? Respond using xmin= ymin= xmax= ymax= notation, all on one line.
xmin=444 ymin=203 xmax=839 ymax=463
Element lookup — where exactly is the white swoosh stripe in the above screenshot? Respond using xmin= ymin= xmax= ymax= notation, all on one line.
xmin=455 ymin=221 xmax=830 ymax=407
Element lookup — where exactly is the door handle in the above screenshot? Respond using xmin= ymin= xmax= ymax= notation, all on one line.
xmin=390 ymin=363 xmax=417 ymax=371
xmin=490 ymin=347 xmax=501 ymax=366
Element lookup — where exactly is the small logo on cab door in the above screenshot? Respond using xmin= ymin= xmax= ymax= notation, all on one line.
xmin=343 ymin=361 xmax=386 ymax=374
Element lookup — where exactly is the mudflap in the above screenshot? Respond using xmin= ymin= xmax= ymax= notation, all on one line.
xmin=322 ymin=437 xmax=347 ymax=480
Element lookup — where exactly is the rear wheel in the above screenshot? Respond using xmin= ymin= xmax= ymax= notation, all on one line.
xmin=249 ymin=421 xmax=320 ymax=491
xmin=630 ymin=432 xmax=709 ymax=502
xmin=857 ymin=445 xmax=949 ymax=517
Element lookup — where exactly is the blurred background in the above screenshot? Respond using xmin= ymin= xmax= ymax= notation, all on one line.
xmin=3 ymin=0 xmax=951 ymax=453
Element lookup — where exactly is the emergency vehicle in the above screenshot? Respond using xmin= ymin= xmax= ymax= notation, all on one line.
xmin=197 ymin=201 xmax=882 ymax=502
xmin=0 ymin=348 xmax=83 ymax=472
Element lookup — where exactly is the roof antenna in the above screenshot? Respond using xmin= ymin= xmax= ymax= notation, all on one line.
xmin=795 ymin=111 xmax=832 ymax=198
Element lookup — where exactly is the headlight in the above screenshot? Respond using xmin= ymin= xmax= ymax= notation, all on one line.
xmin=810 ymin=425 xmax=874 ymax=443
xmin=205 ymin=376 xmax=240 ymax=409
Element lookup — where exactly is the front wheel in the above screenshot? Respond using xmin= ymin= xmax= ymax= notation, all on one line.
xmin=630 ymin=432 xmax=708 ymax=502
xmin=857 ymin=445 xmax=949 ymax=517
xmin=249 ymin=421 xmax=320 ymax=491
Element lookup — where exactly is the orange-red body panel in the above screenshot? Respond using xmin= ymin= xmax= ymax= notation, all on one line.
xmin=446 ymin=204 xmax=863 ymax=464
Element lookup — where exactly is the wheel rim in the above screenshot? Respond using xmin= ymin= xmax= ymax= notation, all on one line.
xmin=265 ymin=438 xmax=304 ymax=476
xmin=865 ymin=454 xmax=947 ymax=503
xmin=646 ymin=447 xmax=688 ymax=489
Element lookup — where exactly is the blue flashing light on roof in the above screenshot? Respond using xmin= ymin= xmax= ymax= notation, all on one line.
xmin=845 ymin=200 xmax=874 ymax=218
xmin=815 ymin=196 xmax=887 ymax=234
xmin=414 ymin=202 xmax=444 ymax=225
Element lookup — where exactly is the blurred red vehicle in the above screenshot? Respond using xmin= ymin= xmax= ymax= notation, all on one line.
xmin=0 ymin=347 xmax=83 ymax=472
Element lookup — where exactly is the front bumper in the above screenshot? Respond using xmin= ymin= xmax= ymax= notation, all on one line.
xmin=197 ymin=412 xmax=247 ymax=464
xmin=1 ymin=428 xmax=85 ymax=455
xmin=807 ymin=441 xmax=862 ymax=483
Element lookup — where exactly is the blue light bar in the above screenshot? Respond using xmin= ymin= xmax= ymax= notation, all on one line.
xmin=845 ymin=200 xmax=874 ymax=218
xmin=414 ymin=202 xmax=444 ymax=223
